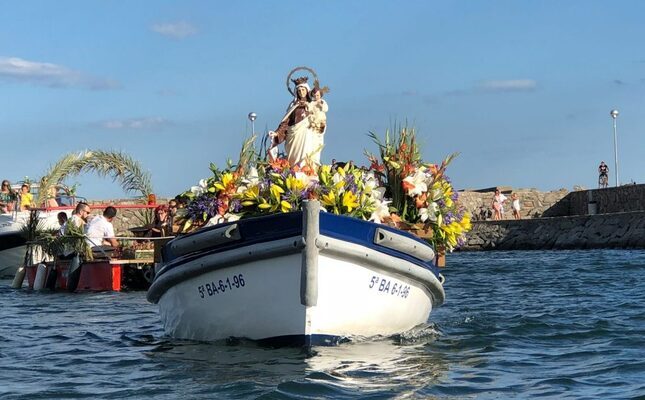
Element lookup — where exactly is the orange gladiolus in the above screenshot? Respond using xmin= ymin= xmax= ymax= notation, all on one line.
xmin=402 ymin=179 xmax=415 ymax=193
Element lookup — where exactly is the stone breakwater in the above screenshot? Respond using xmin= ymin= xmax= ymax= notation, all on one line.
xmin=462 ymin=212 xmax=645 ymax=250
xmin=459 ymin=184 xmax=645 ymax=251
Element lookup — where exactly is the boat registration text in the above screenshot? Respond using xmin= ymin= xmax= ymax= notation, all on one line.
xmin=368 ymin=275 xmax=411 ymax=298
xmin=197 ymin=274 xmax=246 ymax=298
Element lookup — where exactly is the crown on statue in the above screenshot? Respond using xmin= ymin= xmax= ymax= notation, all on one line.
xmin=291 ymin=76 xmax=309 ymax=85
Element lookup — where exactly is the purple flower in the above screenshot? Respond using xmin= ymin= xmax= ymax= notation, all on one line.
xmin=230 ymin=198 xmax=242 ymax=213
xmin=186 ymin=194 xmax=220 ymax=220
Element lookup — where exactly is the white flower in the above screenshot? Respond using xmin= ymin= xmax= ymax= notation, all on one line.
xmin=205 ymin=214 xmax=223 ymax=226
xmin=403 ymin=170 xmax=428 ymax=197
xmin=224 ymin=213 xmax=241 ymax=222
xmin=362 ymin=171 xmax=378 ymax=193
xmin=332 ymin=170 xmax=346 ymax=193
xmin=371 ymin=187 xmax=387 ymax=201
xmin=419 ymin=202 xmax=439 ymax=223
xmin=369 ymin=197 xmax=391 ymax=224
xmin=205 ymin=212 xmax=241 ymax=227
xmin=245 ymin=167 xmax=259 ymax=186
xmin=190 ymin=178 xmax=208 ymax=195
xmin=237 ymin=167 xmax=260 ymax=194
xmin=295 ymin=171 xmax=317 ymax=188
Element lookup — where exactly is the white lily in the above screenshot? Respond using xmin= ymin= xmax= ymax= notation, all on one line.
xmin=190 ymin=178 xmax=208 ymax=195
xmin=371 ymin=187 xmax=387 ymax=201
xmin=245 ymin=167 xmax=259 ymax=186
xmin=205 ymin=214 xmax=224 ymax=226
xmin=369 ymin=197 xmax=391 ymax=224
xmin=237 ymin=167 xmax=260 ymax=194
xmin=419 ymin=201 xmax=439 ymax=223
xmin=332 ymin=170 xmax=346 ymax=193
xmin=205 ymin=212 xmax=241 ymax=227
xmin=295 ymin=171 xmax=317 ymax=188
xmin=403 ymin=170 xmax=428 ymax=197
xmin=362 ymin=171 xmax=378 ymax=193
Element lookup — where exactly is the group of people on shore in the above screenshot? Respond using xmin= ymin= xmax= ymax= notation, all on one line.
xmin=492 ymin=190 xmax=521 ymax=220
xmin=475 ymin=189 xmax=522 ymax=221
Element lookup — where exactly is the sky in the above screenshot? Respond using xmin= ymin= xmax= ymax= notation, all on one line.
xmin=1 ymin=1 xmax=644 ymax=200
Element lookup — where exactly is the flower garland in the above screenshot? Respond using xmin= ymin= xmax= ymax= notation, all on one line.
xmin=177 ymin=128 xmax=471 ymax=251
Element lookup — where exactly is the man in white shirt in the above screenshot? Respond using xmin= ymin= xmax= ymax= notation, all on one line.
xmin=85 ymin=206 xmax=119 ymax=248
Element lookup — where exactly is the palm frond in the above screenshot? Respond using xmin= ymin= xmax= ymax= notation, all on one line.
xmin=37 ymin=150 xmax=153 ymax=204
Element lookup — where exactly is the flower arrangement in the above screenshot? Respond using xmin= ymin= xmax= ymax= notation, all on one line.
xmin=176 ymin=127 xmax=471 ymax=252
xmin=366 ymin=126 xmax=471 ymax=251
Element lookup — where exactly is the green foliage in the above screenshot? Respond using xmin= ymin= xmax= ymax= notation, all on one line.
xmin=35 ymin=221 xmax=93 ymax=261
xmin=37 ymin=150 xmax=154 ymax=205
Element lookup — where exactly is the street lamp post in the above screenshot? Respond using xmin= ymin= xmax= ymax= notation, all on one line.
xmin=610 ymin=109 xmax=619 ymax=187
xmin=248 ymin=112 xmax=257 ymax=136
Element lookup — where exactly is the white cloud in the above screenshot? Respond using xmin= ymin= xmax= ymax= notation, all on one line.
xmin=477 ymin=79 xmax=537 ymax=92
xmin=151 ymin=21 xmax=197 ymax=39
xmin=0 ymin=56 xmax=119 ymax=90
xmin=100 ymin=117 xmax=171 ymax=130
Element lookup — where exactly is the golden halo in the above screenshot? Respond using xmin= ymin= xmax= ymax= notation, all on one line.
xmin=286 ymin=66 xmax=319 ymax=96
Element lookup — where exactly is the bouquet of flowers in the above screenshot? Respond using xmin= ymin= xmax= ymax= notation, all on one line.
xmin=365 ymin=126 xmax=471 ymax=251
xmin=177 ymin=127 xmax=471 ymax=252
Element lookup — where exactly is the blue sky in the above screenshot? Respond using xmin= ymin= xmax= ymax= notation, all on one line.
xmin=1 ymin=1 xmax=643 ymax=199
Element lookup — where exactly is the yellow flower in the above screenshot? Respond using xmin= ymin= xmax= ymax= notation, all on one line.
xmin=215 ymin=173 xmax=235 ymax=192
xmin=270 ymin=184 xmax=284 ymax=201
xmin=460 ymin=212 xmax=472 ymax=231
xmin=342 ymin=191 xmax=359 ymax=213
xmin=286 ymin=175 xmax=306 ymax=192
xmin=280 ymin=200 xmax=292 ymax=213
xmin=321 ymin=191 xmax=336 ymax=208
xmin=242 ymin=185 xmax=259 ymax=200
xmin=222 ymin=173 xmax=234 ymax=188
xmin=440 ymin=221 xmax=464 ymax=250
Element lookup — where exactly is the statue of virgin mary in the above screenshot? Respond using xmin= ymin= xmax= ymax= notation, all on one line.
xmin=270 ymin=70 xmax=327 ymax=167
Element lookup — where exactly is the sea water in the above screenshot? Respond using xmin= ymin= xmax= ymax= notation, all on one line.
xmin=1 ymin=249 xmax=644 ymax=399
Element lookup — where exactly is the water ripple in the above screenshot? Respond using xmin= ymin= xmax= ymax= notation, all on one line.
xmin=1 ymin=249 xmax=645 ymax=399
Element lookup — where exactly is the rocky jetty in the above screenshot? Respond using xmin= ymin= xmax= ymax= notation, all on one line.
xmin=460 ymin=184 xmax=645 ymax=251
xmin=463 ymin=212 xmax=645 ymax=250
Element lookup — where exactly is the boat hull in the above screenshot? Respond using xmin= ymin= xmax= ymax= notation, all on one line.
xmin=0 ymin=232 xmax=26 ymax=279
xmin=1 ymin=211 xmax=65 ymax=278
xmin=148 ymin=201 xmax=444 ymax=344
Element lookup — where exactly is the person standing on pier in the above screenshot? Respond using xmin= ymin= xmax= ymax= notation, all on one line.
xmin=598 ymin=161 xmax=609 ymax=188
xmin=511 ymin=193 xmax=521 ymax=220
xmin=492 ymin=189 xmax=507 ymax=220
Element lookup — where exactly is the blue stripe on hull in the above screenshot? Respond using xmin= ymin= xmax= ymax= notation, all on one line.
xmin=256 ymin=334 xmax=350 ymax=348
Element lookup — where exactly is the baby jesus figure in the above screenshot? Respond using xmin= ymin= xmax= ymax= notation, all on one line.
xmin=307 ymin=87 xmax=328 ymax=134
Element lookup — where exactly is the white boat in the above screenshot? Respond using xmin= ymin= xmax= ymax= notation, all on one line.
xmin=0 ymin=210 xmax=65 ymax=278
xmin=0 ymin=213 xmax=28 ymax=278
xmin=147 ymin=200 xmax=445 ymax=346
xmin=0 ymin=184 xmax=83 ymax=278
